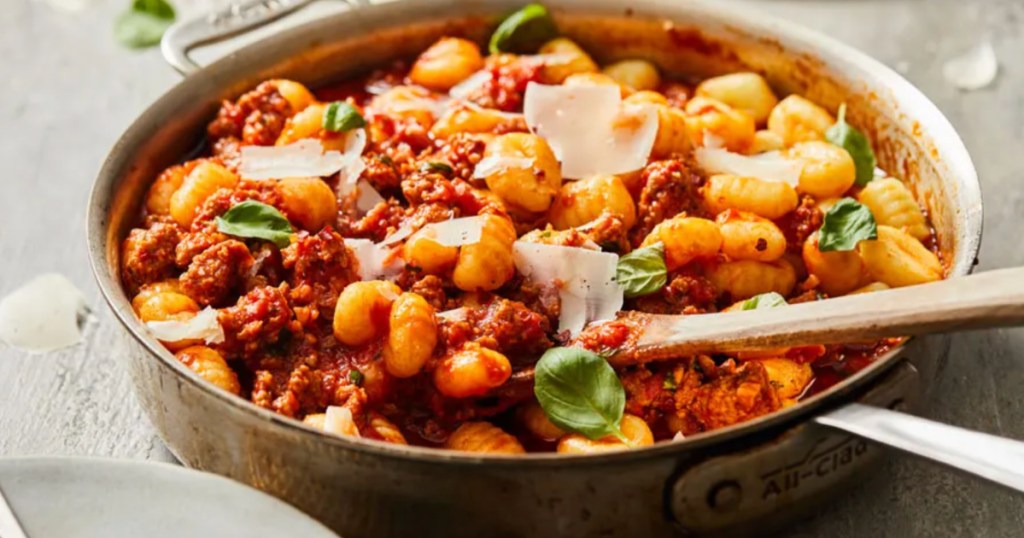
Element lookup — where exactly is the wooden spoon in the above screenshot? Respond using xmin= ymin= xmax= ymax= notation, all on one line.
xmin=608 ymin=266 xmax=1024 ymax=367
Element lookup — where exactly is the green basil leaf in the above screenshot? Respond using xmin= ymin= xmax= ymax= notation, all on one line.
xmin=818 ymin=197 xmax=878 ymax=252
xmin=215 ymin=201 xmax=294 ymax=248
xmin=349 ymin=369 xmax=364 ymax=386
xmin=421 ymin=161 xmax=453 ymax=175
xmin=322 ymin=102 xmax=367 ymax=133
xmin=662 ymin=376 xmax=677 ymax=391
xmin=489 ymin=3 xmax=559 ymax=55
xmin=825 ymin=104 xmax=877 ymax=187
xmin=741 ymin=292 xmax=787 ymax=310
xmin=616 ymin=242 xmax=668 ymax=298
xmin=114 ymin=0 xmax=176 ymax=49
xmin=534 ymin=347 xmax=627 ymax=441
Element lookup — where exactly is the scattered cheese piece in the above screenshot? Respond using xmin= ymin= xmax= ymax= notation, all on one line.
xmin=240 ymin=139 xmax=347 ymax=180
xmin=473 ymin=155 xmax=535 ymax=179
xmin=146 ymin=307 xmax=225 ymax=345
xmin=943 ymin=42 xmax=998 ymax=91
xmin=344 ymin=238 xmax=402 ymax=281
xmin=695 ymin=147 xmax=803 ymax=186
xmin=523 ymin=82 xmax=657 ymax=179
xmin=324 ymin=405 xmax=360 ymax=437
xmin=512 ymin=242 xmax=623 ymax=335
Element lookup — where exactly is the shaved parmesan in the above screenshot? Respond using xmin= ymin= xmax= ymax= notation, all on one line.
xmin=450 ymin=70 xmax=492 ymax=99
xmin=146 ymin=307 xmax=225 ymax=345
xmin=240 ymin=139 xmax=347 ymax=181
xmin=436 ymin=307 xmax=469 ymax=322
xmin=344 ymin=238 xmax=402 ymax=281
xmin=524 ymin=83 xmax=657 ymax=179
xmin=333 ymin=129 xmax=370 ymax=200
xmin=324 ymin=405 xmax=360 ymax=437
xmin=512 ymin=242 xmax=623 ymax=335
xmin=473 ymin=155 xmax=535 ymax=179
xmin=695 ymin=147 xmax=803 ymax=186
xmin=943 ymin=42 xmax=998 ymax=91
xmin=417 ymin=216 xmax=486 ymax=247
xmin=354 ymin=180 xmax=385 ymax=214
xmin=382 ymin=223 xmax=415 ymax=246
xmin=0 ymin=273 xmax=89 ymax=354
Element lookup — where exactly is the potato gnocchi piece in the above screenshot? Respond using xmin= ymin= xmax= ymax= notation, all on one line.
xmin=802 ymin=232 xmax=865 ymax=297
xmin=333 ymin=281 xmax=402 ymax=347
xmin=175 ymin=346 xmax=241 ymax=395
xmin=695 ymin=72 xmax=778 ymax=126
xmin=446 ymin=421 xmax=525 ymax=454
xmin=768 ymin=94 xmax=835 ymax=147
xmin=382 ymin=292 xmax=437 ymax=378
xmin=685 ymin=96 xmax=756 ymax=152
xmin=434 ymin=343 xmax=512 ymax=398
xmin=786 ymin=141 xmax=856 ymax=199
xmin=410 ymin=37 xmax=485 ymax=91
xmin=547 ymin=175 xmax=636 ymax=230
xmin=641 ymin=216 xmax=722 ymax=271
xmin=757 ymin=358 xmax=813 ymax=400
xmin=857 ymin=178 xmax=931 ymax=240
xmin=169 ymin=161 xmax=240 ymax=227
xmin=482 ymin=133 xmax=562 ymax=214
xmin=858 ymin=225 xmax=942 ymax=287
xmin=602 ymin=59 xmax=661 ymax=91
xmin=556 ymin=414 xmax=654 ymax=454
xmin=707 ymin=260 xmax=797 ymax=301
xmin=703 ymin=174 xmax=799 ymax=220
xmin=452 ymin=214 xmax=517 ymax=292
xmin=538 ymin=38 xmax=599 ymax=84
xmin=716 ymin=210 xmax=787 ymax=262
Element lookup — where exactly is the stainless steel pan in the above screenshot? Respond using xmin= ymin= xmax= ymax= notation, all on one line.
xmin=87 ymin=0 xmax=987 ymax=535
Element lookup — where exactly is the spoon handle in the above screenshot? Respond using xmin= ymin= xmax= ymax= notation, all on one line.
xmin=621 ymin=266 xmax=1024 ymax=366
xmin=815 ymin=403 xmax=1024 ymax=493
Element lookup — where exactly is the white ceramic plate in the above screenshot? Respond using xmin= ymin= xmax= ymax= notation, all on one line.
xmin=0 ymin=457 xmax=340 ymax=538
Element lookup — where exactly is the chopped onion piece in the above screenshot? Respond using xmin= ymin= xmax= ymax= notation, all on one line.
xmin=512 ymin=242 xmax=623 ymax=335
xmin=324 ymin=405 xmax=360 ymax=437
xmin=473 ymin=155 xmax=535 ymax=179
xmin=436 ymin=307 xmax=469 ymax=322
xmin=943 ymin=42 xmax=998 ymax=91
xmin=524 ymin=83 xmax=657 ymax=179
xmin=695 ymin=147 xmax=803 ymax=186
xmin=239 ymin=139 xmax=347 ymax=181
xmin=146 ymin=307 xmax=225 ymax=345
xmin=449 ymin=70 xmax=492 ymax=99
xmin=344 ymin=238 xmax=403 ymax=281
xmin=418 ymin=216 xmax=487 ymax=247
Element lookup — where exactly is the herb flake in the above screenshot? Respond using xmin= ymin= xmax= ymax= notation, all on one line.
xmin=489 ymin=3 xmax=559 ymax=55
xmin=322 ymin=102 xmax=367 ymax=133
xmin=818 ymin=198 xmax=878 ymax=252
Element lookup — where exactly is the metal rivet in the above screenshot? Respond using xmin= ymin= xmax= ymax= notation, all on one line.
xmin=706 ymin=480 xmax=742 ymax=512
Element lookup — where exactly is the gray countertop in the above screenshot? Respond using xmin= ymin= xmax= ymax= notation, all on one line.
xmin=1 ymin=0 xmax=1022 ymax=535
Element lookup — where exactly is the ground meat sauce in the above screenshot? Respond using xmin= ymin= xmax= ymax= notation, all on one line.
xmin=121 ymin=39 xmax=945 ymax=453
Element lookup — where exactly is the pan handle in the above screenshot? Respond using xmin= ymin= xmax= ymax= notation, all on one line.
xmin=161 ymin=0 xmax=365 ymax=75
xmin=814 ymin=403 xmax=1024 ymax=493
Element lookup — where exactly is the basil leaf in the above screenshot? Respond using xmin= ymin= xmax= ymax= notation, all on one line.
xmin=662 ymin=376 xmax=677 ymax=390
xmin=534 ymin=347 xmax=627 ymax=441
xmin=818 ymin=197 xmax=878 ymax=252
xmin=489 ymin=3 xmax=559 ymax=55
xmin=421 ymin=161 xmax=453 ymax=175
xmin=215 ymin=201 xmax=294 ymax=248
xmin=616 ymin=242 xmax=668 ymax=298
xmin=114 ymin=0 xmax=176 ymax=49
xmin=322 ymin=102 xmax=366 ymax=133
xmin=825 ymin=104 xmax=877 ymax=186
xmin=741 ymin=292 xmax=787 ymax=310
xmin=349 ymin=369 xmax=364 ymax=386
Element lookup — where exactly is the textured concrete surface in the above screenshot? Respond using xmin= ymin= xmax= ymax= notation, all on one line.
xmin=1 ymin=0 xmax=1022 ymax=535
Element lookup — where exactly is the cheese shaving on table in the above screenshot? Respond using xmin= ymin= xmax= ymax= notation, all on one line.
xmin=472 ymin=155 xmax=535 ymax=179
xmin=0 ymin=273 xmax=89 ymax=354
xmin=695 ymin=147 xmax=803 ymax=186
xmin=239 ymin=139 xmax=349 ymax=180
xmin=512 ymin=242 xmax=623 ymax=335
xmin=324 ymin=406 xmax=360 ymax=437
xmin=344 ymin=239 xmax=403 ymax=281
xmin=942 ymin=41 xmax=999 ymax=91
xmin=146 ymin=307 xmax=225 ymax=345
xmin=523 ymin=82 xmax=658 ymax=179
